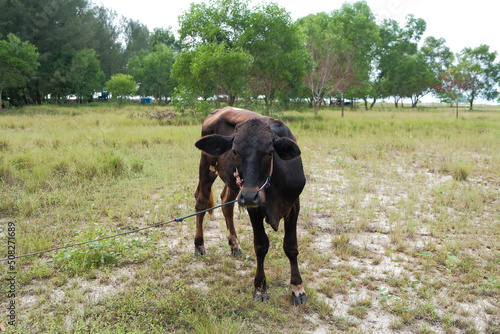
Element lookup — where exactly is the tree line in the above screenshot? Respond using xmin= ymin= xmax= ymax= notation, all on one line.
xmin=1 ymin=0 xmax=499 ymax=112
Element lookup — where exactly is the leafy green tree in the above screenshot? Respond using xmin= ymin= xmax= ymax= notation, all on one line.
xmin=299 ymin=2 xmax=378 ymax=114
xmin=0 ymin=33 xmax=39 ymax=108
xmin=129 ymin=45 xmax=177 ymax=104
xmin=297 ymin=13 xmax=331 ymax=114
xmin=455 ymin=45 xmax=500 ymax=110
xmin=377 ymin=15 xmax=428 ymax=107
xmin=150 ymin=27 xmax=181 ymax=53
xmin=67 ymin=49 xmax=105 ymax=103
xmin=105 ymin=74 xmax=137 ymax=107
xmin=89 ymin=6 xmax=126 ymax=79
xmin=242 ymin=2 xmax=309 ymax=108
xmin=172 ymin=42 xmax=253 ymax=106
xmin=421 ymin=36 xmax=453 ymax=77
xmin=402 ymin=52 xmax=437 ymax=107
xmin=177 ymin=0 xmax=307 ymax=109
xmin=0 ymin=0 xmax=97 ymax=102
xmin=123 ymin=19 xmax=150 ymax=60
xmin=328 ymin=1 xmax=379 ymax=110
xmin=178 ymin=0 xmax=250 ymax=48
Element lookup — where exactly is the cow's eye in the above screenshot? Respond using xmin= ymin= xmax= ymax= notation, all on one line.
xmin=266 ymin=151 xmax=274 ymax=157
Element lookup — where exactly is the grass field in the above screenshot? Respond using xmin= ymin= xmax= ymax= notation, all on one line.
xmin=1 ymin=103 xmax=499 ymax=333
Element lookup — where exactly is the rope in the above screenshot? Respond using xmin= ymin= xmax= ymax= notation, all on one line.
xmin=0 ymin=199 xmax=238 ymax=262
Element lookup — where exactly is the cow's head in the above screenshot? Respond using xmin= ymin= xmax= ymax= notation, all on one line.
xmin=195 ymin=119 xmax=301 ymax=207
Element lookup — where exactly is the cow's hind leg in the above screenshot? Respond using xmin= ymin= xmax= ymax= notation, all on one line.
xmin=248 ymin=208 xmax=269 ymax=302
xmin=284 ymin=201 xmax=307 ymax=305
xmin=194 ymin=153 xmax=217 ymax=256
xmin=220 ymin=186 xmax=242 ymax=255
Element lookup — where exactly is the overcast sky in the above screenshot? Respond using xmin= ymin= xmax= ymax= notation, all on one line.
xmin=95 ymin=0 xmax=499 ymax=56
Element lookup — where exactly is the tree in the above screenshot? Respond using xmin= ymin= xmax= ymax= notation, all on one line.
xmin=242 ymin=2 xmax=309 ymax=109
xmin=0 ymin=33 xmax=39 ymax=108
xmin=299 ymin=2 xmax=379 ymax=115
xmin=172 ymin=42 xmax=253 ymax=106
xmin=105 ymin=74 xmax=137 ymax=107
xmin=150 ymin=27 xmax=181 ymax=53
xmin=178 ymin=0 xmax=250 ymax=48
xmin=0 ymin=0 xmax=128 ymax=103
xmin=328 ymin=1 xmax=380 ymax=110
xmin=397 ymin=52 xmax=437 ymax=107
xmin=176 ymin=0 xmax=253 ymax=106
xmin=177 ymin=0 xmax=308 ymax=109
xmin=123 ymin=19 xmax=150 ymax=56
xmin=89 ymin=6 xmax=126 ymax=79
xmin=297 ymin=13 xmax=331 ymax=114
xmin=67 ymin=49 xmax=105 ymax=103
xmin=455 ymin=45 xmax=500 ymax=110
xmin=0 ymin=0 xmax=98 ymax=103
xmin=377 ymin=15 xmax=428 ymax=108
xmin=421 ymin=36 xmax=453 ymax=78
xmin=437 ymin=64 xmax=469 ymax=119
xmin=129 ymin=45 xmax=177 ymax=104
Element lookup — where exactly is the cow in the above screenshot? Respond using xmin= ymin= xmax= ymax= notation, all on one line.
xmin=194 ymin=106 xmax=307 ymax=305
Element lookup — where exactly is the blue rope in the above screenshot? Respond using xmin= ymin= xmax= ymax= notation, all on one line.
xmin=0 ymin=199 xmax=239 ymax=262
xmin=175 ymin=199 xmax=238 ymax=222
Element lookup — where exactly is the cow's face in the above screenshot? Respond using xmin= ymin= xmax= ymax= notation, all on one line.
xmin=195 ymin=119 xmax=301 ymax=207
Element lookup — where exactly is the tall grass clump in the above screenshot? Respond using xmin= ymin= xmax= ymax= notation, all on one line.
xmin=451 ymin=162 xmax=471 ymax=181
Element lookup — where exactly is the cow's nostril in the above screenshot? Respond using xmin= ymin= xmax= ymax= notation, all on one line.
xmin=252 ymin=192 xmax=259 ymax=203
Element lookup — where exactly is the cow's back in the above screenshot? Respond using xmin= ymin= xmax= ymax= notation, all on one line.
xmin=201 ymin=107 xmax=294 ymax=140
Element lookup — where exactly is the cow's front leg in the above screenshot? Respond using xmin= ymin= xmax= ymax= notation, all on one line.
xmin=249 ymin=208 xmax=269 ymax=301
xmin=220 ymin=186 xmax=242 ymax=255
xmin=284 ymin=201 xmax=307 ymax=305
xmin=194 ymin=154 xmax=217 ymax=256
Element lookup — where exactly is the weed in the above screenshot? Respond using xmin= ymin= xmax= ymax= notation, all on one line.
xmin=52 ymin=223 xmax=153 ymax=275
xmin=348 ymin=299 xmax=372 ymax=319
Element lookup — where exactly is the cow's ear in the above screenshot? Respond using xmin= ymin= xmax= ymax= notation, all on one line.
xmin=274 ymin=137 xmax=301 ymax=160
xmin=195 ymin=135 xmax=234 ymax=156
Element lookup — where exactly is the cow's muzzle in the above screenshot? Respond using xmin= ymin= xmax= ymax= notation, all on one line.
xmin=238 ymin=188 xmax=263 ymax=207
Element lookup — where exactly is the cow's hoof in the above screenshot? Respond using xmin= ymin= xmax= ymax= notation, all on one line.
xmin=292 ymin=292 xmax=307 ymax=306
xmin=231 ymin=248 xmax=242 ymax=256
xmin=253 ymin=292 xmax=269 ymax=302
xmin=195 ymin=246 xmax=206 ymax=256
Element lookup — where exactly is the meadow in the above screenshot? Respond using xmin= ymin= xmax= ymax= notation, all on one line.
xmin=0 ymin=103 xmax=499 ymax=333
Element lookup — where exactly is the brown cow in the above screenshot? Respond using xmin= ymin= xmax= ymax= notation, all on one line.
xmin=194 ymin=106 xmax=307 ymax=305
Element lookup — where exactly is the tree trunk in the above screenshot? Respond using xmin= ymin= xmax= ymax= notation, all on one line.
xmin=394 ymin=97 xmax=399 ymax=109
xmin=363 ymin=97 xmax=368 ymax=110
xmin=341 ymin=94 xmax=345 ymax=118
xmin=370 ymin=97 xmax=377 ymax=110
xmin=0 ymin=88 xmax=3 ymax=110
xmin=456 ymin=100 xmax=459 ymax=119
xmin=228 ymin=94 xmax=236 ymax=106
xmin=469 ymin=98 xmax=474 ymax=111
xmin=314 ymin=101 xmax=319 ymax=116
xmin=350 ymin=97 xmax=354 ymax=110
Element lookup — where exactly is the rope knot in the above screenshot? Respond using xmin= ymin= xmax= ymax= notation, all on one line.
xmin=234 ymin=169 xmax=244 ymax=188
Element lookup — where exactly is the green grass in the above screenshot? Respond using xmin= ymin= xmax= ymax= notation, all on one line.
xmin=1 ymin=103 xmax=499 ymax=333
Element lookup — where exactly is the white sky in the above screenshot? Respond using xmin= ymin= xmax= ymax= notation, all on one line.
xmin=95 ymin=0 xmax=499 ymax=56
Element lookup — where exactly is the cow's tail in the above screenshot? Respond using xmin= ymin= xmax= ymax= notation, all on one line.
xmin=207 ymin=189 xmax=214 ymax=215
